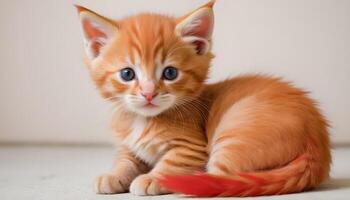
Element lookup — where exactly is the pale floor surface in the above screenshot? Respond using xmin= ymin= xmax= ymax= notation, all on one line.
xmin=0 ymin=145 xmax=350 ymax=200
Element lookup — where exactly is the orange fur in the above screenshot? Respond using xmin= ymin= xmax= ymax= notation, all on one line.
xmin=75 ymin=1 xmax=330 ymax=197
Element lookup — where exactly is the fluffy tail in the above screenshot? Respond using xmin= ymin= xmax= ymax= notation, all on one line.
xmin=159 ymin=154 xmax=327 ymax=197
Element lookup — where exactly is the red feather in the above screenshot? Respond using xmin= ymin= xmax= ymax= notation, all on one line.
xmin=159 ymin=155 xmax=313 ymax=197
xmin=159 ymin=173 xmax=254 ymax=197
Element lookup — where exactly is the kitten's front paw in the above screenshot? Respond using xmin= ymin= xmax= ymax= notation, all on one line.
xmin=129 ymin=174 xmax=170 ymax=196
xmin=94 ymin=174 xmax=128 ymax=194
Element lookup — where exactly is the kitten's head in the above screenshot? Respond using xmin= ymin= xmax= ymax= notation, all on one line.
xmin=76 ymin=1 xmax=215 ymax=117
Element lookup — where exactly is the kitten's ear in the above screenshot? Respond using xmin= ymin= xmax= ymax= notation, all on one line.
xmin=75 ymin=5 xmax=118 ymax=60
xmin=176 ymin=1 xmax=215 ymax=55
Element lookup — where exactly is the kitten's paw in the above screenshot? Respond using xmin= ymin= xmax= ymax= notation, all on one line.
xmin=94 ymin=174 xmax=128 ymax=194
xmin=129 ymin=174 xmax=170 ymax=196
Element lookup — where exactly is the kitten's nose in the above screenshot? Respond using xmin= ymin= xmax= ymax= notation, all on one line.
xmin=141 ymin=92 xmax=158 ymax=102
xmin=140 ymin=80 xmax=157 ymax=102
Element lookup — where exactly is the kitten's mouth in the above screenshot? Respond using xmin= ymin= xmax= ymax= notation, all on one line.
xmin=143 ymin=103 xmax=158 ymax=108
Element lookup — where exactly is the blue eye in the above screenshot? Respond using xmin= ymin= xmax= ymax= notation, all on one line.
xmin=162 ymin=66 xmax=178 ymax=81
xmin=120 ymin=68 xmax=135 ymax=81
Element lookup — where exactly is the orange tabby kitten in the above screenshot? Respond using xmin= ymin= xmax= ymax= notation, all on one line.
xmin=75 ymin=1 xmax=331 ymax=197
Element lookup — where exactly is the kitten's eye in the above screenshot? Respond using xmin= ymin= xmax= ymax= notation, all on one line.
xmin=162 ymin=66 xmax=178 ymax=81
xmin=120 ymin=68 xmax=135 ymax=81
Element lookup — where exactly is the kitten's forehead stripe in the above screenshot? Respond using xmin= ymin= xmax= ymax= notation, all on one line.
xmin=152 ymin=38 xmax=164 ymax=64
xmin=128 ymin=39 xmax=142 ymax=65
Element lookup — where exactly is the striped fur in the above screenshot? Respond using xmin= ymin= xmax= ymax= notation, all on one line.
xmin=76 ymin=0 xmax=331 ymax=197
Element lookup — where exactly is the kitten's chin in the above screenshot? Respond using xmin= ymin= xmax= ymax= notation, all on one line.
xmin=132 ymin=106 xmax=170 ymax=117
xmin=128 ymin=105 xmax=171 ymax=117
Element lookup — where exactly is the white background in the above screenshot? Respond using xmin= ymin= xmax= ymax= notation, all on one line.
xmin=0 ymin=0 xmax=349 ymax=144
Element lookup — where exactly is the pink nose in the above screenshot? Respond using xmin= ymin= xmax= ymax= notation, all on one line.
xmin=141 ymin=92 xmax=158 ymax=102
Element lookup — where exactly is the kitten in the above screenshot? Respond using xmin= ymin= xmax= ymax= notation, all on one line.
xmin=75 ymin=1 xmax=331 ymax=197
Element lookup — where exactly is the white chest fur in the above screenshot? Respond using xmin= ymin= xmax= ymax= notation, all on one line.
xmin=126 ymin=116 xmax=146 ymax=144
xmin=122 ymin=116 xmax=162 ymax=166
